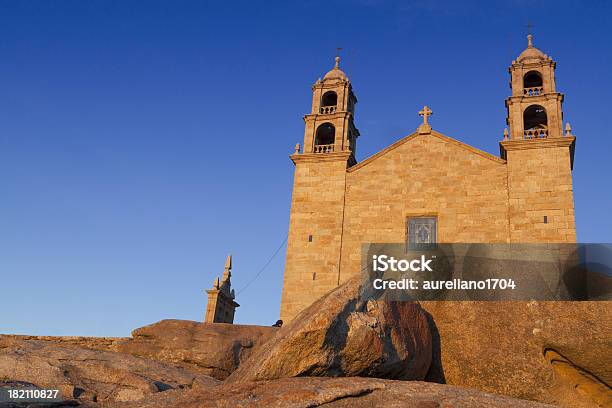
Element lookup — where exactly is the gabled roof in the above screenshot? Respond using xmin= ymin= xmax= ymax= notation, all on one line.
xmin=348 ymin=130 xmax=506 ymax=173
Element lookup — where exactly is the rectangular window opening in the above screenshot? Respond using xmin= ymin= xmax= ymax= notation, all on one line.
xmin=406 ymin=216 xmax=438 ymax=250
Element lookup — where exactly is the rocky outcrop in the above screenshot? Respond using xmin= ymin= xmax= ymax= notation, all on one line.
xmin=107 ymin=377 xmax=556 ymax=408
xmin=545 ymin=349 xmax=612 ymax=408
xmin=422 ymin=300 xmax=612 ymax=408
xmin=0 ymin=337 xmax=217 ymax=404
xmin=115 ymin=320 xmax=276 ymax=380
xmin=227 ymin=275 xmax=432 ymax=383
xmin=0 ymin=320 xmax=276 ymax=382
xmin=0 ymin=334 xmax=128 ymax=352
xmin=2 ymin=292 xmax=608 ymax=408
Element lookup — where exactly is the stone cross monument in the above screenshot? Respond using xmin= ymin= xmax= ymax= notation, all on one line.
xmin=204 ymin=255 xmax=239 ymax=323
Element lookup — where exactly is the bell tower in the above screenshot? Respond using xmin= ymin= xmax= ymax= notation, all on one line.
xmin=501 ymin=34 xmax=577 ymax=243
xmin=505 ymin=34 xmax=564 ymax=140
xmin=301 ymin=56 xmax=359 ymax=163
xmin=280 ymin=57 xmax=359 ymax=322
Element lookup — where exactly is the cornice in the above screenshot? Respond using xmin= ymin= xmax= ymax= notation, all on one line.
xmin=509 ymin=60 xmax=556 ymax=70
xmin=500 ymin=136 xmax=575 ymax=152
xmin=500 ymin=136 xmax=576 ymax=170
xmin=506 ymin=93 xmax=564 ymax=104
xmin=290 ymin=151 xmax=353 ymax=165
xmin=304 ymin=111 xmax=353 ymax=121
xmin=311 ymin=80 xmax=349 ymax=91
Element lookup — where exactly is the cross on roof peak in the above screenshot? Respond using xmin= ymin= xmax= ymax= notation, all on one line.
xmin=419 ymin=106 xmax=433 ymax=124
xmin=417 ymin=106 xmax=433 ymax=133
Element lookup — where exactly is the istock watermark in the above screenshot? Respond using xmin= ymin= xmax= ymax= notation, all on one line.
xmin=361 ymin=243 xmax=612 ymax=301
xmin=372 ymin=254 xmax=434 ymax=272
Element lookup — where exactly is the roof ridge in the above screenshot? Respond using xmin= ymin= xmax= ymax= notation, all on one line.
xmin=348 ymin=130 xmax=505 ymax=173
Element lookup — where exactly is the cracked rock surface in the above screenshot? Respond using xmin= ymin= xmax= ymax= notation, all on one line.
xmin=115 ymin=319 xmax=276 ymax=380
xmin=104 ymin=377 xmax=556 ymax=408
xmin=0 ymin=337 xmax=217 ymax=404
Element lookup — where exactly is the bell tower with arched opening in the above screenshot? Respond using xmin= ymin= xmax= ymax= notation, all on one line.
xmin=301 ymin=56 xmax=359 ymax=162
xmin=500 ymin=34 xmax=577 ymax=243
xmin=505 ymin=34 xmax=564 ymax=139
xmin=280 ymin=57 xmax=359 ymax=322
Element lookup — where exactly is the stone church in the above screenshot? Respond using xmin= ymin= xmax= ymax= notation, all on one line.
xmin=280 ymin=35 xmax=577 ymax=322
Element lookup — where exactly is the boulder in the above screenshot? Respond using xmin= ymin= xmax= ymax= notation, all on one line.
xmin=0 ymin=337 xmax=217 ymax=404
xmin=107 ymin=377 xmax=556 ymax=408
xmin=227 ymin=275 xmax=432 ymax=383
xmin=115 ymin=319 xmax=276 ymax=380
xmin=422 ymin=300 xmax=612 ymax=408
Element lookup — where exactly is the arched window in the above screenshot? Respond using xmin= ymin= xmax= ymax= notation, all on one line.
xmin=523 ymin=71 xmax=543 ymax=95
xmin=321 ymin=91 xmax=337 ymax=107
xmin=314 ymin=123 xmax=335 ymax=152
xmin=524 ymin=105 xmax=547 ymax=129
xmin=523 ymin=105 xmax=548 ymax=138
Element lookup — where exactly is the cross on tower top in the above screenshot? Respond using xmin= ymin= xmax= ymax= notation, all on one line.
xmin=334 ymin=47 xmax=343 ymax=69
xmin=417 ymin=105 xmax=433 ymax=133
xmin=525 ymin=22 xmax=534 ymax=47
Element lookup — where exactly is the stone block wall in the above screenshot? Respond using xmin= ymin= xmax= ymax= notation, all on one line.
xmin=339 ymin=132 xmax=510 ymax=283
xmin=505 ymin=140 xmax=576 ymax=243
xmin=280 ymin=152 xmax=350 ymax=322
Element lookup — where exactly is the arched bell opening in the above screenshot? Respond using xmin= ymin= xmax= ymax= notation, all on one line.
xmin=314 ymin=123 xmax=335 ymax=153
xmin=320 ymin=91 xmax=338 ymax=114
xmin=523 ymin=105 xmax=548 ymax=139
xmin=523 ymin=71 xmax=543 ymax=96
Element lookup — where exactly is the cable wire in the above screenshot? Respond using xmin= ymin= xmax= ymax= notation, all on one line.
xmin=236 ymin=234 xmax=288 ymax=295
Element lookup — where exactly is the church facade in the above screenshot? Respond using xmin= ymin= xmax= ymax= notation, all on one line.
xmin=280 ymin=35 xmax=577 ymax=322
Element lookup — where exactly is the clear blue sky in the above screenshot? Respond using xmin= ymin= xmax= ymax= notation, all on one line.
xmin=1 ymin=1 xmax=610 ymax=336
